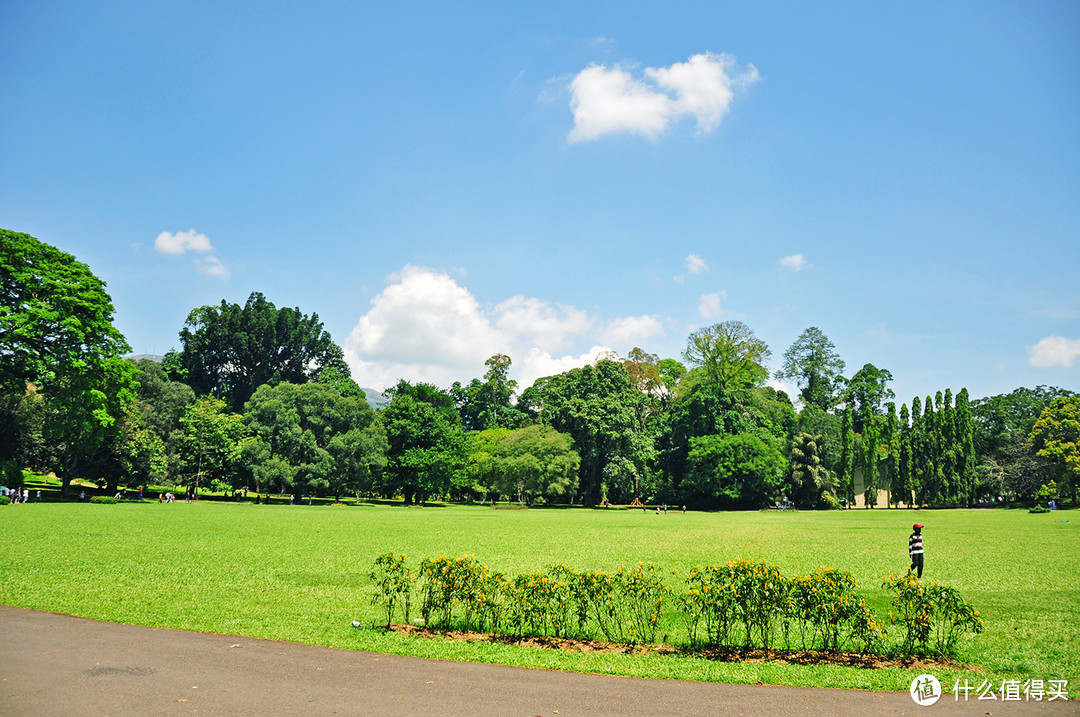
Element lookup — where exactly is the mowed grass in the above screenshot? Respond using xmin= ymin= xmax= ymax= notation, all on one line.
xmin=0 ymin=502 xmax=1075 ymax=693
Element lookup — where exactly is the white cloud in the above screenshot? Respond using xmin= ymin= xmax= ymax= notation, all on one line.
xmin=698 ymin=291 xmax=727 ymax=319
xmin=674 ymin=253 xmax=709 ymax=283
xmin=494 ymin=295 xmax=593 ymax=351
xmin=155 ymin=229 xmax=229 ymax=279
xmin=155 ymin=229 xmax=213 ymax=255
xmin=780 ymin=253 xmax=810 ymax=271
xmin=343 ymin=265 xmax=654 ymax=391
xmin=568 ymin=64 xmax=672 ymax=143
xmin=601 ymin=314 xmax=666 ymax=352
xmin=194 ymin=255 xmax=230 ymax=279
xmin=568 ymin=52 xmax=759 ymax=142
xmin=686 ymin=254 xmax=709 ymax=274
xmin=1029 ymin=336 xmax=1080 ymax=368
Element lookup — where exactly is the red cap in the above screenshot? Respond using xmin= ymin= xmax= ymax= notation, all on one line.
xmin=913 ymin=524 xmax=923 ymax=530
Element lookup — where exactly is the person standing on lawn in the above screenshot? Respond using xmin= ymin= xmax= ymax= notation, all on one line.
xmin=909 ymin=523 xmax=924 ymax=578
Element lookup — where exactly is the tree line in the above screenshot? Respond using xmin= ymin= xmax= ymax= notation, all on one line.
xmin=2 ymin=229 xmax=1077 ymax=508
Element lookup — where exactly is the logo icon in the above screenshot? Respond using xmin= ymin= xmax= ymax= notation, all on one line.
xmin=910 ymin=674 xmax=942 ymax=706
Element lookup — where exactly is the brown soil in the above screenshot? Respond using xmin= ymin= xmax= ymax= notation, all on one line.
xmin=387 ymin=623 xmax=976 ymax=672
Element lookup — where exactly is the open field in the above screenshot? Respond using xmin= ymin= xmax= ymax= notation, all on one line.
xmin=0 ymin=502 xmax=1075 ymax=694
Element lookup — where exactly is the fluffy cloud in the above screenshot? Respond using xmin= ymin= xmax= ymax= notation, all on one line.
xmin=1028 ymin=336 xmax=1080 ymax=368
xmin=343 ymin=265 xmax=665 ymax=390
xmin=674 ymin=254 xmax=709 ymax=283
xmin=155 ymin=229 xmax=229 ymax=279
xmin=601 ymin=314 xmax=666 ymax=349
xmin=698 ymin=291 xmax=727 ymax=319
xmin=155 ymin=229 xmax=212 ymax=255
xmin=568 ymin=52 xmax=759 ymax=143
xmin=194 ymin=255 xmax=230 ymax=279
xmin=780 ymin=253 xmax=810 ymax=271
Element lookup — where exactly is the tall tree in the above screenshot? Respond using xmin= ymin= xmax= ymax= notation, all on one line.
xmin=897 ymin=402 xmax=914 ymax=507
xmin=244 ymin=381 xmax=385 ymax=500
xmin=494 ymin=424 xmax=580 ymax=503
xmin=380 ymin=382 xmax=466 ymax=504
xmin=176 ymin=396 xmax=248 ymax=495
xmin=682 ymin=321 xmax=771 ymax=391
xmin=1029 ymin=395 xmax=1080 ymax=505
xmin=839 ymin=404 xmax=855 ymax=508
xmin=533 ymin=360 xmax=648 ymax=506
xmin=174 ymin=292 xmax=349 ymax=411
xmin=452 ymin=354 xmax=527 ymax=431
xmin=840 ymin=363 xmax=894 ymax=434
xmin=775 ymin=327 xmax=846 ymax=411
xmin=1 ymin=230 xmax=131 ymax=491
xmin=788 ymin=433 xmax=831 ymax=508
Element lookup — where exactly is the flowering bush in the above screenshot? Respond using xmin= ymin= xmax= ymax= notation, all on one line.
xmin=883 ymin=574 xmax=983 ymax=656
xmin=368 ymin=553 xmax=977 ymax=659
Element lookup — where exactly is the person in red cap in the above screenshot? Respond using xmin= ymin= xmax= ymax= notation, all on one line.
xmin=909 ymin=523 xmax=924 ymax=578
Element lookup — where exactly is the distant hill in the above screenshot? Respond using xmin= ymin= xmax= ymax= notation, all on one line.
xmin=362 ymin=387 xmax=389 ymax=409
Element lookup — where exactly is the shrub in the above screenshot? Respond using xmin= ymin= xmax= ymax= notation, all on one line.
xmin=367 ymin=553 xmax=978 ymax=660
xmin=0 ymin=496 xmax=9 ymax=506
xmin=369 ymin=552 xmax=411 ymax=628
xmin=89 ymin=496 xmax=118 ymax=504
xmin=882 ymin=574 xmax=983 ymax=656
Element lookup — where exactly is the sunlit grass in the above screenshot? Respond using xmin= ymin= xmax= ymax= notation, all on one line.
xmin=0 ymin=502 xmax=1075 ymax=692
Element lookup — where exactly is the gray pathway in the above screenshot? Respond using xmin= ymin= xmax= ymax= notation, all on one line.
xmin=0 ymin=606 xmax=1073 ymax=716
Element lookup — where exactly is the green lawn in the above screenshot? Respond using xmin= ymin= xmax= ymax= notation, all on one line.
xmin=0 ymin=501 xmax=1075 ymax=694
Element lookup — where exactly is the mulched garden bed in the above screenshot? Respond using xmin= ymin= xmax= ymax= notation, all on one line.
xmin=387 ymin=623 xmax=976 ymax=672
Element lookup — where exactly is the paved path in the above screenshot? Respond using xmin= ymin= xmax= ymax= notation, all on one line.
xmin=1 ymin=606 xmax=1074 ymax=716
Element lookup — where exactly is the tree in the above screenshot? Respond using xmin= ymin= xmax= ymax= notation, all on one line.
xmin=1029 ymin=395 xmax=1080 ymax=505
xmin=776 ymin=327 xmax=846 ymax=411
xmin=840 ymin=363 xmax=894 ymax=434
xmin=682 ymin=321 xmax=771 ymax=391
xmin=463 ymin=427 xmax=512 ymax=498
xmin=788 ymin=433 xmax=831 ymax=508
xmin=244 ymin=381 xmax=385 ymax=499
xmin=452 ymin=355 xmax=527 ymax=432
xmin=0 ymin=230 xmax=129 ymax=393
xmin=686 ymin=433 xmax=786 ymax=509
xmin=176 ymin=396 xmax=248 ymax=495
xmin=839 ymin=405 xmax=855 ymax=508
xmin=1 ymin=230 xmax=131 ymax=491
xmin=381 ymin=383 xmax=466 ymax=504
xmin=174 ymin=291 xmax=349 ymax=411
xmin=494 ymin=424 xmax=580 ymax=503
xmin=533 ymin=360 xmax=649 ymax=506
xmin=972 ymin=386 xmax=1073 ymax=502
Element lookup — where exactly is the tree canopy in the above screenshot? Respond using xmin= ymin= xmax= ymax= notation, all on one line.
xmin=173 ymin=291 xmax=349 ymax=411
xmin=775 ymin=326 xmax=845 ymax=411
xmin=681 ymin=321 xmax=771 ymax=391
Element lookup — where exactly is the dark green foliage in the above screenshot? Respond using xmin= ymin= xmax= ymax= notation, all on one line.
xmin=841 ymin=363 xmax=894 ymax=434
xmin=531 ymin=360 xmax=648 ymax=506
xmin=380 ymin=382 xmax=466 ymax=504
xmin=686 ymin=432 xmax=786 ymax=509
xmin=175 ymin=291 xmax=349 ymax=411
xmin=244 ymin=381 xmax=385 ymax=499
xmin=788 ymin=433 xmax=832 ymax=508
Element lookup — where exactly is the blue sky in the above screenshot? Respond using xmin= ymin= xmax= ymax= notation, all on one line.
xmin=2 ymin=1 xmax=1078 ymax=404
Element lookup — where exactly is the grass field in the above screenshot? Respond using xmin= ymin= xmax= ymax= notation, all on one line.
xmin=0 ymin=501 xmax=1075 ymax=694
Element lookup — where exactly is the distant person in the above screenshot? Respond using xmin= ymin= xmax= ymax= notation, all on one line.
xmin=909 ymin=523 xmax=924 ymax=579
xmin=79 ymin=490 xmax=85 ymax=501
xmin=36 ymin=490 xmax=41 ymax=502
